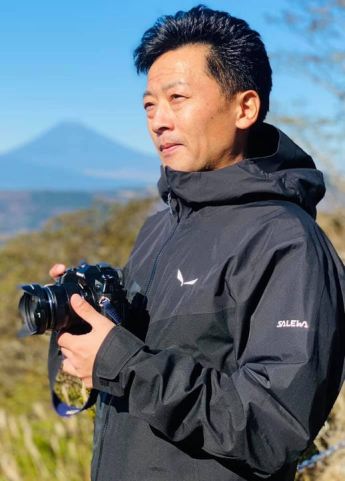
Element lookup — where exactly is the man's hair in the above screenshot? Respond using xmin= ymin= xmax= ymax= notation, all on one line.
xmin=134 ymin=5 xmax=272 ymax=122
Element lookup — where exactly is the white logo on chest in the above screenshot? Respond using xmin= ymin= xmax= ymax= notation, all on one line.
xmin=177 ymin=269 xmax=198 ymax=286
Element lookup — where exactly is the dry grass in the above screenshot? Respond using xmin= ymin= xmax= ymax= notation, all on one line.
xmin=0 ymin=403 xmax=92 ymax=481
xmin=0 ymin=205 xmax=344 ymax=480
xmin=297 ymin=388 xmax=345 ymax=480
xmin=296 ymin=213 xmax=345 ymax=480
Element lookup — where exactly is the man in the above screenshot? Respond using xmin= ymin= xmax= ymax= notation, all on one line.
xmin=52 ymin=6 xmax=345 ymax=481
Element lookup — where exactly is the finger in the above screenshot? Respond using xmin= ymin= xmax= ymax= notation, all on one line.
xmin=60 ymin=346 xmax=73 ymax=358
xmin=49 ymin=263 xmax=66 ymax=280
xmin=70 ymin=294 xmax=105 ymax=327
xmin=61 ymin=357 xmax=79 ymax=378
xmin=82 ymin=377 xmax=93 ymax=389
xmin=58 ymin=331 xmax=78 ymax=349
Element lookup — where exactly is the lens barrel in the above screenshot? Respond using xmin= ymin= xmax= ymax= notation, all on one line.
xmin=18 ymin=283 xmax=74 ymax=336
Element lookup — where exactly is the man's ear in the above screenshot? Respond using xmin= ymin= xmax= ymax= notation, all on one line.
xmin=235 ymin=90 xmax=260 ymax=130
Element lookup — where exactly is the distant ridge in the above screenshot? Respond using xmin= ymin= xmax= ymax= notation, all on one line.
xmin=0 ymin=121 xmax=159 ymax=190
xmin=0 ymin=188 xmax=155 ymax=239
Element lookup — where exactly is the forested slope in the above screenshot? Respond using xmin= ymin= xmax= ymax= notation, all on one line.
xmin=0 ymin=200 xmax=343 ymax=481
xmin=0 ymin=196 xmax=156 ymax=481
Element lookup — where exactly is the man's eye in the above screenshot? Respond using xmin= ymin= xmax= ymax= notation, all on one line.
xmin=144 ymin=102 xmax=154 ymax=111
xmin=171 ymin=94 xmax=185 ymax=101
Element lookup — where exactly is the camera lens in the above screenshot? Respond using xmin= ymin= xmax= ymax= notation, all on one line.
xmin=18 ymin=284 xmax=56 ymax=336
xmin=18 ymin=281 xmax=84 ymax=336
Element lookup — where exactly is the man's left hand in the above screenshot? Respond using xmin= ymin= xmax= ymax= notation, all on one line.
xmin=57 ymin=294 xmax=115 ymax=388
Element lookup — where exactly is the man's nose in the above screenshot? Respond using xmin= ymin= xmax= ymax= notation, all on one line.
xmin=150 ymin=102 xmax=174 ymax=134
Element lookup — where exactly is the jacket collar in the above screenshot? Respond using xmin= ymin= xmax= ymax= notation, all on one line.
xmin=157 ymin=123 xmax=325 ymax=218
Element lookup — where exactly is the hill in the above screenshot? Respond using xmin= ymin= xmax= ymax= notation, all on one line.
xmin=0 ymin=196 xmax=157 ymax=481
xmin=0 ymin=202 xmax=344 ymax=481
xmin=0 ymin=188 xmax=154 ymax=238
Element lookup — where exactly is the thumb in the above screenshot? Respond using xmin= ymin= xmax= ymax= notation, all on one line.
xmin=70 ymin=294 xmax=104 ymax=327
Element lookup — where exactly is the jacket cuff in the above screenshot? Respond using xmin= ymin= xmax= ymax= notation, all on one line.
xmin=92 ymin=326 xmax=144 ymax=393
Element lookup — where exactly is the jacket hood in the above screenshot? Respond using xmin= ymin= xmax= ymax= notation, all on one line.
xmin=158 ymin=123 xmax=325 ymax=218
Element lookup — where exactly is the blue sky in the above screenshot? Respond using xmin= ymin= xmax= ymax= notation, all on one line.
xmin=0 ymin=0 xmax=338 ymax=162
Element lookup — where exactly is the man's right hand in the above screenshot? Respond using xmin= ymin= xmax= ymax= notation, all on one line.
xmin=49 ymin=263 xmax=66 ymax=280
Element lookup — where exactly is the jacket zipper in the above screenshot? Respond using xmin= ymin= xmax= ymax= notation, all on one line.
xmin=94 ymin=394 xmax=113 ymax=481
xmin=95 ymin=194 xmax=180 ymax=479
xmin=144 ymin=192 xmax=180 ymax=298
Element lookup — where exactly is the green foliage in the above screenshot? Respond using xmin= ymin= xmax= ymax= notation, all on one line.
xmin=0 ymin=196 xmax=156 ymax=479
xmin=0 ymin=199 xmax=344 ymax=481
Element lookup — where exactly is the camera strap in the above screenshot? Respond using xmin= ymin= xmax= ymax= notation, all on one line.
xmin=48 ymin=332 xmax=98 ymax=416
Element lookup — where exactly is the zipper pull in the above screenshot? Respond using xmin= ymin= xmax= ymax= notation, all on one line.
xmin=167 ymin=191 xmax=173 ymax=215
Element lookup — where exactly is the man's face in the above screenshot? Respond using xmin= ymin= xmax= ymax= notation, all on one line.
xmin=143 ymin=44 xmax=242 ymax=172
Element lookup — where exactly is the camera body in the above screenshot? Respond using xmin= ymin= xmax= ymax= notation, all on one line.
xmin=18 ymin=263 xmax=127 ymax=337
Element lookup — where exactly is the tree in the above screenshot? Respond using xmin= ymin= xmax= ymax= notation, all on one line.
xmin=268 ymin=1 xmax=345 ymax=198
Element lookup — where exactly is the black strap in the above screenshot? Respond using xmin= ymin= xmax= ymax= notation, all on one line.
xmin=48 ymin=332 xmax=98 ymax=416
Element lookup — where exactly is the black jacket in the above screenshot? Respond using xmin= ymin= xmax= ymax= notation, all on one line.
xmin=91 ymin=123 xmax=345 ymax=481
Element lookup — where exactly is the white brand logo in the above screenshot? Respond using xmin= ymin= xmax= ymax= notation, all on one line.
xmin=177 ymin=269 xmax=198 ymax=286
xmin=276 ymin=320 xmax=309 ymax=329
xmin=65 ymin=409 xmax=80 ymax=416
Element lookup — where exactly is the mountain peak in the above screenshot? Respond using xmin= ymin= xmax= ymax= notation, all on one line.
xmin=44 ymin=120 xmax=109 ymax=140
xmin=0 ymin=121 xmax=159 ymax=190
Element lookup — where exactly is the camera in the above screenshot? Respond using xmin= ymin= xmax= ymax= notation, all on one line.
xmin=18 ymin=262 xmax=127 ymax=337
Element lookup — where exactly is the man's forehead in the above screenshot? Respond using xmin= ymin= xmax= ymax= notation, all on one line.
xmin=143 ymin=44 xmax=211 ymax=97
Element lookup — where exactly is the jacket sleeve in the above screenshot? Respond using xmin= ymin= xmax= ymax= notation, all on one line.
xmin=92 ymin=231 xmax=345 ymax=477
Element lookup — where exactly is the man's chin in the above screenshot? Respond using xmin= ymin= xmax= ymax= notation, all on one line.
xmin=161 ymin=156 xmax=197 ymax=173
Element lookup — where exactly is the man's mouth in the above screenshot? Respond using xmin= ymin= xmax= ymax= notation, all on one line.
xmin=159 ymin=143 xmax=182 ymax=154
